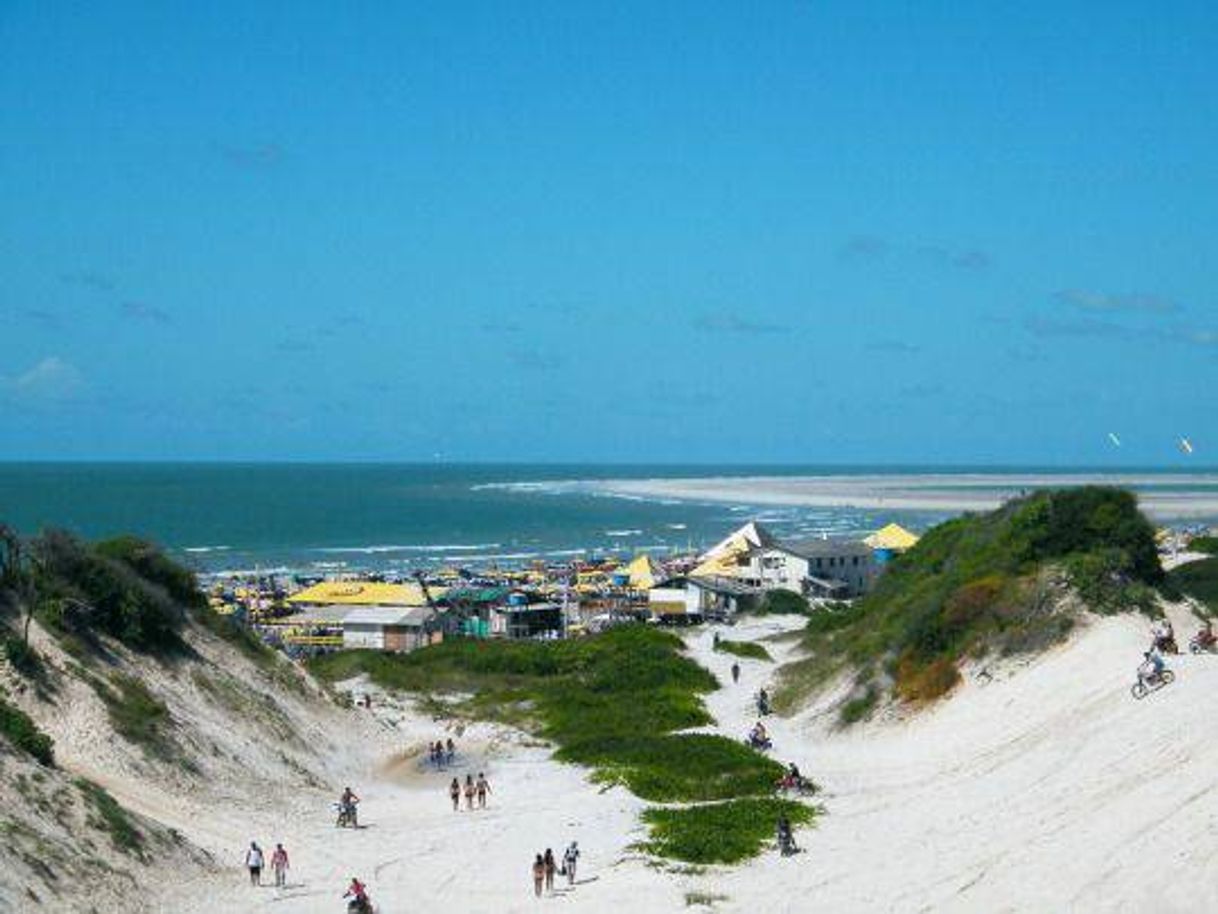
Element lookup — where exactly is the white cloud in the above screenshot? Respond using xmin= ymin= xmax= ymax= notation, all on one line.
xmin=4 ymin=356 xmax=84 ymax=403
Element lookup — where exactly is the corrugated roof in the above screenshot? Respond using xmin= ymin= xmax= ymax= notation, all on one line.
xmin=771 ymin=538 xmax=871 ymax=560
xmin=342 ymin=606 xmax=435 ymax=627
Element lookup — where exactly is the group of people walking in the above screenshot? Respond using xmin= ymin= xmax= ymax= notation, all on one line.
xmin=428 ymin=737 xmax=457 ymax=767
xmin=243 ymin=840 xmax=290 ymax=888
xmin=531 ymin=843 xmax=580 ymax=897
xmin=449 ymin=772 xmax=492 ymax=810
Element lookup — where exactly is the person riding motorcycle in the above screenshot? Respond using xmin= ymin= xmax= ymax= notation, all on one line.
xmin=748 ymin=720 xmax=770 ymax=749
xmin=1152 ymin=620 xmax=1177 ymax=654
xmin=1138 ymin=650 xmax=1166 ymax=687
xmin=1197 ymin=620 xmax=1216 ymax=649
xmin=338 ymin=787 xmax=360 ymax=826
xmin=343 ymin=877 xmax=371 ymax=913
xmin=777 ymin=762 xmax=805 ymax=790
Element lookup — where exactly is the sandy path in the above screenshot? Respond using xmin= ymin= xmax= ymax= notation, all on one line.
xmin=152 ymin=609 xmax=1218 ymax=913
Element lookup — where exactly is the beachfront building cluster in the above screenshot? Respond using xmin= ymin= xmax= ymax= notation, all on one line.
xmin=206 ymin=519 xmax=920 ymax=654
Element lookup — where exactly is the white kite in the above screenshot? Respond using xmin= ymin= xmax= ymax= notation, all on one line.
xmin=1179 ymin=436 xmax=1194 ymax=455
xmin=1107 ymin=432 xmax=1122 ymax=448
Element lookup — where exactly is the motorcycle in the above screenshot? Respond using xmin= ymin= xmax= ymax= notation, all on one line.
xmin=1130 ymin=668 xmax=1175 ymax=700
xmin=335 ymin=802 xmax=359 ymax=828
xmin=775 ymin=774 xmax=817 ymax=797
xmin=1153 ymin=635 xmax=1180 ymax=655
xmin=745 ymin=732 xmax=773 ymax=751
xmin=1189 ymin=633 xmax=1217 ymax=655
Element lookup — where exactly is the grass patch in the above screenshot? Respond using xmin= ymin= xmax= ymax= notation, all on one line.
xmin=686 ymin=892 xmax=730 ymax=907
xmin=90 ymin=673 xmax=175 ymax=759
xmin=838 ymin=683 xmax=880 ymax=724
xmin=714 ymin=639 xmax=772 ymax=662
xmin=641 ymin=798 xmax=814 ymax=865
xmin=0 ymin=698 xmax=54 ymax=765
xmin=563 ymin=733 xmax=783 ymax=802
xmin=75 ymin=779 xmax=143 ymax=858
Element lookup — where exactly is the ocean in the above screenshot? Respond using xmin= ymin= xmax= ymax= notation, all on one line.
xmin=0 ymin=463 xmax=1213 ymax=575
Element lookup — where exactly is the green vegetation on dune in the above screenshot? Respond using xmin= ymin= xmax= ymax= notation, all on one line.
xmin=714 ymin=638 xmax=773 ymax=662
xmin=1188 ymin=536 xmax=1218 ymax=556
xmin=0 ymin=698 xmax=55 ymax=766
xmin=28 ymin=530 xmax=190 ymax=652
xmin=88 ymin=673 xmax=175 ymax=759
xmin=778 ymin=487 xmax=1163 ymax=720
xmin=310 ymin=626 xmax=811 ymax=861
xmin=754 ymin=590 xmax=810 ymax=616
xmin=565 ymin=733 xmax=783 ymax=802
xmin=75 ymin=778 xmax=144 ymax=858
xmin=641 ymin=798 xmax=814 ymax=864
xmin=1168 ymin=556 xmax=1218 ymax=612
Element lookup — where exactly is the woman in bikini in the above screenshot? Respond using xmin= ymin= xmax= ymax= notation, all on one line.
xmin=476 ymin=772 xmax=491 ymax=809
xmin=464 ymin=773 xmax=476 ymax=811
xmin=449 ymin=777 xmax=460 ymax=812
xmin=532 ymin=854 xmax=545 ymax=897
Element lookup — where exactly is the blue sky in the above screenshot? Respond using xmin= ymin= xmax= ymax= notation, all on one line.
xmin=2 ymin=1 xmax=1215 ymax=464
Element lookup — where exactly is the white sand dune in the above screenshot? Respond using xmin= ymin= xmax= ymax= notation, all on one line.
xmin=150 ymin=607 xmax=1218 ymax=913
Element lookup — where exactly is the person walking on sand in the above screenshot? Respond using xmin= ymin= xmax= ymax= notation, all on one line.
xmin=446 ymin=737 xmax=456 ymax=764
xmin=449 ymin=777 xmax=461 ymax=812
xmin=476 ymin=772 xmax=491 ymax=808
xmin=532 ymin=854 xmax=546 ymax=897
xmin=270 ymin=843 xmax=289 ymax=887
xmin=544 ymin=848 xmax=557 ymax=892
xmin=731 ymin=662 xmax=740 ymax=684
xmin=464 ymin=773 xmax=476 ymax=811
xmin=245 ymin=841 xmax=264 ymax=887
xmin=562 ymin=841 xmax=580 ymax=886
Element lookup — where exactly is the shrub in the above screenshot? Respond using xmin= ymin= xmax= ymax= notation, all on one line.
xmin=894 ymin=654 xmax=960 ymax=702
xmin=756 ymin=590 xmax=810 ymax=616
xmin=0 ymin=698 xmax=54 ymax=765
xmin=3 ymin=635 xmax=45 ymax=680
xmin=31 ymin=529 xmax=187 ymax=652
xmin=95 ymin=536 xmax=206 ymax=610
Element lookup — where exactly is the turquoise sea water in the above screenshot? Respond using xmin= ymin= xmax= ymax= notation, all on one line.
xmin=0 ymin=463 xmax=1213 ymax=574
